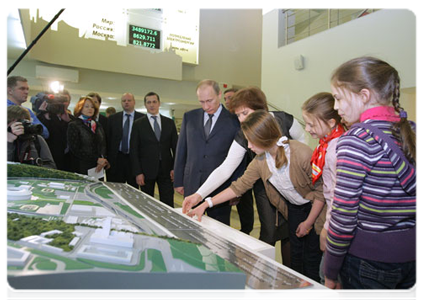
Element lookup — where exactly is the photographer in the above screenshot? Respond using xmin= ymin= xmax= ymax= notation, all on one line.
xmin=37 ymin=92 xmax=75 ymax=171
xmin=7 ymin=105 xmax=56 ymax=169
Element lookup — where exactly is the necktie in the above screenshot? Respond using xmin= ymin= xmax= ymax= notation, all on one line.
xmin=121 ymin=113 xmax=130 ymax=154
xmin=204 ymin=114 xmax=214 ymax=138
xmin=152 ymin=116 xmax=161 ymax=141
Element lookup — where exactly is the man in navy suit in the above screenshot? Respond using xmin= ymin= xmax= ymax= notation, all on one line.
xmin=106 ymin=92 xmax=144 ymax=188
xmin=130 ymin=92 xmax=178 ymax=207
xmin=174 ymin=80 xmax=244 ymax=225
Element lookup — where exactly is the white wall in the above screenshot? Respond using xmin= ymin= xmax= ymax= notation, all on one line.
xmin=8 ymin=9 xmax=262 ymax=120
xmin=262 ymin=9 xmax=416 ymax=146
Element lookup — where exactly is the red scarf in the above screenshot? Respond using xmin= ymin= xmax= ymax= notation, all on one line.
xmin=311 ymin=123 xmax=345 ymax=185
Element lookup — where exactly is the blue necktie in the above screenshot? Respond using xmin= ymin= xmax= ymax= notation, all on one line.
xmin=121 ymin=113 xmax=130 ymax=153
xmin=204 ymin=114 xmax=214 ymax=138
xmin=152 ymin=116 xmax=161 ymax=141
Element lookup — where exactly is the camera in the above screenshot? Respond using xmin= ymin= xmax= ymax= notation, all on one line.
xmin=7 ymin=119 xmax=43 ymax=136
xmin=31 ymin=92 xmax=67 ymax=114
xmin=20 ymin=119 xmax=43 ymax=135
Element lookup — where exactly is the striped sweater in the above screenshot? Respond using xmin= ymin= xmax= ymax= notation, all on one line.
xmin=324 ymin=117 xmax=416 ymax=281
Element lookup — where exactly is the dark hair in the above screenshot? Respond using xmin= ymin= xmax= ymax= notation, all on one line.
xmin=87 ymin=92 xmax=102 ymax=104
xmin=224 ymin=88 xmax=238 ymax=94
xmin=229 ymin=87 xmax=268 ymax=114
xmin=73 ymin=96 xmax=99 ymax=118
xmin=106 ymin=107 xmax=116 ymax=114
xmin=7 ymin=105 xmax=30 ymax=124
xmin=302 ymin=92 xmax=342 ymax=128
xmin=197 ymin=79 xmax=220 ymax=95
xmin=241 ymin=110 xmax=287 ymax=168
xmin=331 ymin=56 xmax=415 ymax=163
xmin=62 ymin=89 xmax=71 ymax=101
xmin=7 ymin=76 xmax=28 ymax=88
xmin=144 ymin=92 xmax=160 ymax=103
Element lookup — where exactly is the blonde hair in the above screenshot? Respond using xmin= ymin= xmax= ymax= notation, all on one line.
xmin=241 ymin=110 xmax=288 ymax=168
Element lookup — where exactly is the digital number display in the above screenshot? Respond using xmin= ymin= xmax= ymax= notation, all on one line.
xmin=129 ymin=25 xmax=161 ymax=49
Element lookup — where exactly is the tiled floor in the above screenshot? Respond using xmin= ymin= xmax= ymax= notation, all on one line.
xmin=163 ymin=189 xmax=283 ymax=264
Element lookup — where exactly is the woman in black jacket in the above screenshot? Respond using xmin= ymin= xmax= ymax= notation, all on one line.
xmin=67 ymin=96 xmax=109 ymax=175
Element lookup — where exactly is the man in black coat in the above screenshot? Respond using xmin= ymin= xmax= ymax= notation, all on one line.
xmin=87 ymin=92 xmax=108 ymax=132
xmin=130 ymin=92 xmax=178 ymax=207
xmin=106 ymin=92 xmax=144 ymax=188
xmin=173 ymin=80 xmax=244 ymax=225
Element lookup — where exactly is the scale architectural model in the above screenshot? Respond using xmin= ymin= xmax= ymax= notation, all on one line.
xmin=7 ymin=164 xmax=312 ymax=289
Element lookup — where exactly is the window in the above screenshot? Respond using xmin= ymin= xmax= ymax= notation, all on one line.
xmin=278 ymin=9 xmax=377 ymax=47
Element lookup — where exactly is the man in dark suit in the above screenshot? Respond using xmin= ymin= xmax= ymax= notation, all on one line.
xmin=130 ymin=92 xmax=178 ymax=207
xmin=174 ymin=80 xmax=245 ymax=225
xmin=106 ymin=92 xmax=144 ymax=188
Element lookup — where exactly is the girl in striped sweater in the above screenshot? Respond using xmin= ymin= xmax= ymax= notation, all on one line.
xmin=324 ymin=57 xmax=416 ymax=289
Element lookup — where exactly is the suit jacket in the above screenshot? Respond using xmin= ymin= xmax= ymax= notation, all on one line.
xmin=174 ymin=105 xmax=244 ymax=197
xmin=98 ymin=113 xmax=108 ymax=133
xmin=107 ymin=111 xmax=144 ymax=168
xmin=130 ymin=114 xmax=178 ymax=179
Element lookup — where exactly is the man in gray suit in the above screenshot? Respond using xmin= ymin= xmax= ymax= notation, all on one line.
xmin=173 ymin=80 xmax=244 ymax=225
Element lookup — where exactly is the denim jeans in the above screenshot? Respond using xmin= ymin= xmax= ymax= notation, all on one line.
xmin=340 ymin=253 xmax=416 ymax=289
xmin=287 ymin=201 xmax=322 ymax=282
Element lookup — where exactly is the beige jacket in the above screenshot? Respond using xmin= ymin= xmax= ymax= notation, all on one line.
xmin=230 ymin=140 xmax=326 ymax=234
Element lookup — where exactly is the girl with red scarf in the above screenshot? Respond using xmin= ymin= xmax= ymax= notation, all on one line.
xmin=302 ymin=92 xmax=344 ymax=286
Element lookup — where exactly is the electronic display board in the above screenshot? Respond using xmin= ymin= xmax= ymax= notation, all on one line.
xmin=129 ymin=24 xmax=161 ymax=49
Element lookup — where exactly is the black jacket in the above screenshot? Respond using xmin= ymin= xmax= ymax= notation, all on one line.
xmin=67 ymin=118 xmax=106 ymax=174
xmin=130 ymin=114 xmax=178 ymax=179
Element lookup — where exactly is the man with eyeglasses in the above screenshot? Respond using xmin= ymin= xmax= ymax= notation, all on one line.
xmin=174 ymin=80 xmax=245 ymax=225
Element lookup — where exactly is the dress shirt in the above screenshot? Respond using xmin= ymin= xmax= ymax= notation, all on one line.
xmin=119 ymin=110 xmax=135 ymax=152
xmin=265 ymin=147 xmax=309 ymax=206
xmin=202 ymin=104 xmax=223 ymax=133
xmin=147 ymin=112 xmax=161 ymax=131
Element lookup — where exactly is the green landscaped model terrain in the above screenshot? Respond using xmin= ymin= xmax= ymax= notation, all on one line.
xmin=7 ymin=165 xmax=246 ymax=289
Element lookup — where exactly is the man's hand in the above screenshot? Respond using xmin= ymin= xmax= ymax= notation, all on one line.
xmin=136 ymin=174 xmax=145 ymax=186
xmin=182 ymin=193 xmax=202 ymax=214
xmin=96 ymin=158 xmax=109 ymax=172
xmin=8 ymin=121 xmax=24 ymax=142
xmin=174 ymin=186 xmax=184 ymax=196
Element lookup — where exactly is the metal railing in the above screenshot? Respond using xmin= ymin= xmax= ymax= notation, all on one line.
xmin=267 ymin=102 xmax=305 ymax=127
